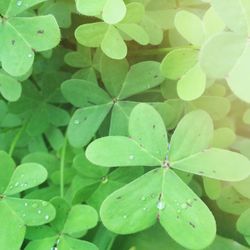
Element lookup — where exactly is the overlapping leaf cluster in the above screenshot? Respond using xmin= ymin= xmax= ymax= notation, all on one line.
xmin=0 ymin=0 xmax=250 ymax=250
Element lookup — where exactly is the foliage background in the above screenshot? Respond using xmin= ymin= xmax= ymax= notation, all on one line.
xmin=0 ymin=0 xmax=250 ymax=249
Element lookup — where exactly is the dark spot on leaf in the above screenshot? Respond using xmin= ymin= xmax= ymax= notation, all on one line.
xmin=212 ymin=170 xmax=216 ymax=173
xmin=154 ymin=75 xmax=158 ymax=78
xmin=37 ymin=29 xmax=44 ymax=34
xmin=189 ymin=222 xmax=196 ymax=228
xmin=11 ymin=40 xmax=15 ymax=45
xmin=116 ymin=196 xmax=122 ymax=200
xmin=198 ymin=171 xmax=204 ymax=174
xmin=186 ymin=202 xmax=192 ymax=207
xmin=193 ymin=198 xmax=198 ymax=201
xmin=153 ymin=124 xmax=156 ymax=129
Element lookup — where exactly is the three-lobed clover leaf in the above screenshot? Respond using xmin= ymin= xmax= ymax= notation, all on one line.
xmin=61 ymin=60 xmax=164 ymax=148
xmin=0 ymin=0 xmax=60 ymax=76
xmin=75 ymin=2 xmax=149 ymax=59
xmin=0 ymin=151 xmax=56 ymax=250
xmin=25 ymin=197 xmax=98 ymax=250
xmin=85 ymin=103 xmax=250 ymax=249
xmin=66 ymin=153 xmax=144 ymax=209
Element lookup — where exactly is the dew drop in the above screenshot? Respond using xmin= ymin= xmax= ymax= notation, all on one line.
xmin=123 ymin=215 xmax=127 ymax=219
xmin=177 ymin=209 xmax=181 ymax=213
xmin=38 ymin=210 xmax=42 ymax=214
xmin=181 ymin=203 xmax=187 ymax=209
xmin=45 ymin=215 xmax=49 ymax=220
xmin=24 ymin=202 xmax=28 ymax=207
xmin=129 ymin=155 xmax=134 ymax=160
xmin=15 ymin=182 xmax=19 ymax=187
xmin=157 ymin=201 xmax=165 ymax=210
xmin=22 ymin=213 xmax=26 ymax=217
xmin=42 ymin=201 xmax=47 ymax=207
xmin=141 ymin=196 xmax=146 ymax=201
xmin=74 ymin=119 xmax=80 ymax=125
xmin=28 ymin=53 xmax=33 ymax=58
xmin=143 ymin=207 xmax=147 ymax=211
xmin=16 ymin=0 xmax=22 ymax=6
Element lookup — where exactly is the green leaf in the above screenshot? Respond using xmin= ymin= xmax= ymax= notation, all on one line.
xmin=203 ymin=7 xmax=225 ymax=38
xmin=102 ymin=0 xmax=126 ymax=25
xmin=4 ymin=163 xmax=48 ymax=195
xmin=217 ymin=187 xmax=250 ymax=215
xmin=118 ymin=61 xmax=164 ymax=99
xmin=88 ymin=167 xmax=144 ymax=210
xmin=177 ymin=64 xmax=206 ymax=101
xmin=190 ymin=96 xmax=231 ymax=121
xmin=121 ymin=2 xmax=145 ymax=24
xmin=75 ymin=22 xmax=108 ymax=47
xmin=67 ymin=104 xmax=112 ymax=148
xmin=5 ymin=198 xmax=56 ymax=226
xmin=175 ymin=10 xmax=205 ymax=46
xmin=24 ymin=236 xmax=57 ymax=250
xmin=0 ymin=151 xmax=15 ymax=193
xmin=100 ymin=168 xmax=216 ymax=249
xmin=109 ymin=101 xmax=136 ymax=136
xmin=58 ymin=236 xmax=98 ymax=250
xmin=212 ymin=127 xmax=236 ymax=149
xmin=160 ymin=48 xmax=198 ymax=80
xmin=169 ymin=110 xmax=214 ymax=161
xmin=0 ymin=201 xmax=26 ymax=250
xmin=227 ymin=43 xmax=250 ymax=103
xmin=171 ymin=148 xmax=250 ymax=181
xmin=206 ymin=236 xmax=250 ymax=250
xmin=129 ymin=103 xmax=168 ymax=160
xmin=0 ymin=73 xmax=22 ymax=101
xmin=199 ymin=32 xmax=246 ymax=79
xmin=76 ymin=0 xmax=106 ymax=16
xmin=0 ymin=0 xmax=46 ymax=17
xmin=100 ymin=169 xmax=162 ymax=234
xmin=101 ymin=25 xmax=127 ymax=60
xmin=61 ymin=79 xmax=111 ymax=107
xmin=211 ymin=0 xmax=250 ymax=34
xmin=0 ymin=15 xmax=60 ymax=76
xmin=203 ymin=177 xmax=221 ymax=200
xmin=159 ymin=170 xmax=216 ymax=249
xmin=116 ymin=23 xmax=149 ymax=45
xmin=86 ymin=136 xmax=161 ymax=167
xmin=63 ymin=205 xmax=98 ymax=236
xmin=237 ymin=208 xmax=250 ymax=235
xmin=100 ymin=55 xmax=129 ymax=97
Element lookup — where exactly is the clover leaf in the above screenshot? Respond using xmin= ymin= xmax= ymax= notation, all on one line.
xmin=86 ymin=103 xmax=250 ymax=249
xmin=25 ymin=197 xmax=98 ymax=250
xmin=0 ymin=0 xmax=60 ymax=76
xmin=61 ymin=60 xmax=164 ymax=147
xmin=0 ymin=151 xmax=56 ymax=249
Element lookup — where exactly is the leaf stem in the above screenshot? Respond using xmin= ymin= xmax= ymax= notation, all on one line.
xmin=8 ymin=123 xmax=27 ymax=157
xmin=60 ymin=137 xmax=67 ymax=198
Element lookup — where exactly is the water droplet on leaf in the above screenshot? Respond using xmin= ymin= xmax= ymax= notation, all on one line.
xmin=74 ymin=119 xmax=80 ymax=125
xmin=16 ymin=0 xmax=22 ymax=6
xmin=157 ymin=200 xmax=165 ymax=210
xmin=129 ymin=155 xmax=134 ymax=160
